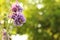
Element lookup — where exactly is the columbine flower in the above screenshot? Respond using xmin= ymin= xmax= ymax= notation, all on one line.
xmin=11 ymin=2 xmax=23 ymax=12
xmin=11 ymin=12 xmax=26 ymax=26
xmin=10 ymin=1 xmax=26 ymax=26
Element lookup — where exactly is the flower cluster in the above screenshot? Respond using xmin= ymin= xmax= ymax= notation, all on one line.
xmin=10 ymin=2 xmax=26 ymax=26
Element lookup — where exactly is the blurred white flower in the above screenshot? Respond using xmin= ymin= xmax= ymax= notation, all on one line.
xmin=39 ymin=12 xmax=43 ymax=15
xmin=36 ymin=4 xmax=44 ymax=9
xmin=11 ymin=34 xmax=28 ymax=40
xmin=38 ymin=24 xmax=42 ymax=28
xmin=8 ymin=19 xmax=13 ymax=24
xmin=8 ymin=19 xmax=11 ymax=23
xmin=0 ymin=20 xmax=4 ymax=24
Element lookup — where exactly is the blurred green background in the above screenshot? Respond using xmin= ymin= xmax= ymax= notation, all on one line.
xmin=0 ymin=0 xmax=60 ymax=40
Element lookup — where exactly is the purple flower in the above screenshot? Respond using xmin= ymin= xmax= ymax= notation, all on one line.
xmin=12 ymin=6 xmax=17 ymax=12
xmin=11 ymin=12 xmax=26 ymax=26
xmin=11 ymin=3 xmax=23 ymax=12
xmin=2 ymin=29 xmax=10 ymax=40
xmin=2 ymin=29 xmax=7 ymax=35
xmin=10 ymin=2 xmax=26 ymax=26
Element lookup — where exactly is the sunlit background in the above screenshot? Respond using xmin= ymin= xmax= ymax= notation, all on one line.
xmin=0 ymin=0 xmax=60 ymax=40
